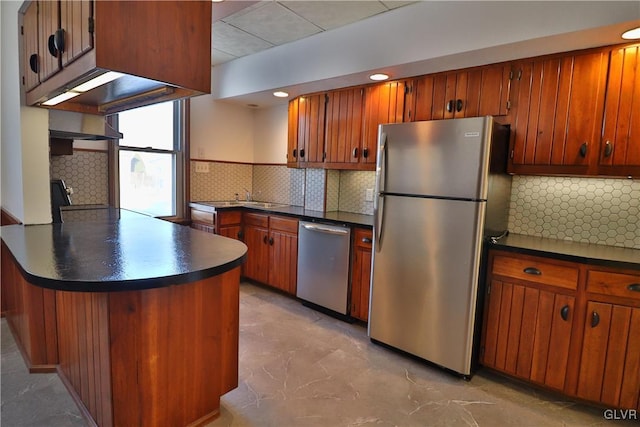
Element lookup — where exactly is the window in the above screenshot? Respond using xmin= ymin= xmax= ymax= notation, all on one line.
xmin=115 ymin=100 xmax=185 ymax=217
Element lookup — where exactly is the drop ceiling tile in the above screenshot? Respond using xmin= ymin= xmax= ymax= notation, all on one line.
xmin=281 ymin=1 xmax=388 ymax=30
xmin=213 ymin=21 xmax=274 ymax=57
xmin=225 ymin=2 xmax=322 ymax=45
xmin=381 ymin=1 xmax=415 ymax=9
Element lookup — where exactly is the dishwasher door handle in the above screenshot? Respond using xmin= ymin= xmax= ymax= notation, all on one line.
xmin=301 ymin=223 xmax=349 ymax=235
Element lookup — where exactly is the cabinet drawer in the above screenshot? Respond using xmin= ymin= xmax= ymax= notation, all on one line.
xmin=243 ymin=212 xmax=268 ymax=228
xmin=587 ymin=270 xmax=640 ymax=301
xmin=269 ymin=216 xmax=298 ymax=234
xmin=354 ymin=228 xmax=373 ymax=249
xmin=492 ymin=254 xmax=579 ymax=290
xmin=191 ymin=209 xmax=214 ymax=225
xmin=218 ymin=210 xmax=242 ymax=226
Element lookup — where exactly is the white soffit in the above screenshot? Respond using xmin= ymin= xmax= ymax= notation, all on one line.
xmin=211 ymin=1 xmax=640 ymax=107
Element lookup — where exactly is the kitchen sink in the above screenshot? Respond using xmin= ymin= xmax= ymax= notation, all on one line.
xmin=209 ymin=201 xmax=287 ymax=209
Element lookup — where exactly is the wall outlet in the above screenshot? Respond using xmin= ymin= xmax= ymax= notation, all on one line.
xmin=365 ymin=188 xmax=374 ymax=202
xmin=194 ymin=161 xmax=210 ymax=173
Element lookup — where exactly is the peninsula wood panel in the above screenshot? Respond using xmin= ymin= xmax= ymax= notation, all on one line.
xmin=56 ymin=268 xmax=241 ymax=427
xmin=1 ymin=243 xmax=58 ymax=372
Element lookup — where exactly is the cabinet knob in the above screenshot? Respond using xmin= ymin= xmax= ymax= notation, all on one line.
xmin=579 ymin=142 xmax=588 ymax=158
xmin=54 ymin=28 xmax=66 ymax=54
xmin=363 ymin=148 xmax=369 ymax=159
xmin=560 ymin=305 xmax=570 ymax=321
xmin=263 ymin=235 xmax=268 ymax=244
xmin=237 ymin=231 xmax=244 ymax=240
xmin=353 ymin=147 xmax=359 ymax=158
xmin=523 ymin=267 xmax=541 ymax=275
xmin=628 ymin=283 xmax=640 ymax=292
xmin=292 ymin=149 xmax=297 ymax=159
xmin=299 ymin=149 xmax=305 ymax=158
xmin=603 ymin=140 xmax=613 ymax=158
xmin=29 ymin=53 xmax=39 ymax=73
xmin=455 ymin=99 xmax=464 ymax=112
xmin=446 ymin=99 xmax=454 ymax=113
xmin=47 ymin=34 xmax=58 ymax=57
xmin=590 ymin=311 xmax=600 ymax=328
xmin=362 ymin=237 xmax=372 ymax=244
xmin=269 ymin=237 xmax=274 ymax=246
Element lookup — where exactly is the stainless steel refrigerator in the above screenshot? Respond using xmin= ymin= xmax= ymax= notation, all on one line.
xmin=368 ymin=116 xmax=511 ymax=377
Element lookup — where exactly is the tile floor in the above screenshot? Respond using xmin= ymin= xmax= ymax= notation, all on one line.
xmin=1 ymin=282 xmax=634 ymax=426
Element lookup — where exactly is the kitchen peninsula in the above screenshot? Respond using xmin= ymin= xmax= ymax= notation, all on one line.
xmin=0 ymin=208 xmax=247 ymax=427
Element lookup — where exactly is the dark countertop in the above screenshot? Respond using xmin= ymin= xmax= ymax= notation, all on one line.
xmin=0 ymin=208 xmax=247 ymax=292
xmin=190 ymin=201 xmax=374 ymax=228
xmin=489 ymin=233 xmax=640 ymax=271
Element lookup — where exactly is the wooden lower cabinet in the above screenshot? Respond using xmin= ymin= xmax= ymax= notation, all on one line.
xmin=350 ymin=227 xmax=373 ymax=322
xmin=481 ymin=253 xmax=577 ymax=391
xmin=481 ymin=250 xmax=640 ymax=411
xmin=243 ymin=212 xmax=298 ymax=295
xmin=216 ymin=210 xmax=243 ymax=241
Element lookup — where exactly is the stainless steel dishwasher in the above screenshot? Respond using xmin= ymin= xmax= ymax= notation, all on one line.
xmin=296 ymin=221 xmax=351 ymax=315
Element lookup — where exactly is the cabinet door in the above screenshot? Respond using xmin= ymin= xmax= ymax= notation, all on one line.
xmin=243 ymin=224 xmax=269 ymax=284
xmin=297 ymin=93 xmax=326 ymax=166
xmin=219 ymin=225 xmax=242 ymax=241
xmin=431 ymin=72 xmax=461 ymax=119
xmin=477 ymin=64 xmax=512 ymax=117
xmin=511 ymin=51 xmax=608 ymax=172
xmin=350 ymin=228 xmax=372 ymax=322
xmin=599 ymin=45 xmax=640 ymax=174
xmin=576 ymin=302 xmax=640 ymax=409
xmin=362 ymin=80 xmax=408 ymax=167
xmin=324 ymin=87 xmax=364 ymax=166
xmin=268 ymin=230 xmax=298 ymax=295
xmin=39 ymin=0 xmax=61 ymax=83
xmin=21 ymin=2 xmax=40 ymax=91
xmin=60 ymin=0 xmax=93 ymax=68
xmin=287 ymin=98 xmax=300 ymax=167
xmin=482 ymin=279 xmax=574 ymax=391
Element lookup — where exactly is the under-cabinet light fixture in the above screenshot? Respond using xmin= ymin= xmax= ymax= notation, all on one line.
xmin=369 ymin=73 xmax=390 ymax=81
xmin=42 ymin=71 xmax=124 ymax=106
xmin=273 ymin=91 xmax=289 ymax=98
xmin=621 ymin=26 xmax=640 ymax=40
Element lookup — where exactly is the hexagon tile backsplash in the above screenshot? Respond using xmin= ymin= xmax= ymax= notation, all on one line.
xmin=509 ymin=176 xmax=640 ymax=249
xmin=50 ymin=150 xmax=108 ymax=205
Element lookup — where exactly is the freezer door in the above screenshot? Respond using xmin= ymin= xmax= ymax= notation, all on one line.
xmin=368 ymin=195 xmax=486 ymax=376
xmin=379 ymin=117 xmax=493 ymax=200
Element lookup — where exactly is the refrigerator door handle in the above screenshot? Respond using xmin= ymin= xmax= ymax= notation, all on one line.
xmin=374 ymin=133 xmax=388 ymax=251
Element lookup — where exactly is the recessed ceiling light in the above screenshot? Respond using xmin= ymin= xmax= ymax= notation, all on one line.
xmin=273 ymin=91 xmax=289 ymax=98
xmin=622 ymin=27 xmax=640 ymax=40
xmin=369 ymin=73 xmax=390 ymax=81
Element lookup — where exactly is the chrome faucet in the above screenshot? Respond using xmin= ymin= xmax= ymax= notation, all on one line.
xmin=243 ymin=188 xmax=252 ymax=201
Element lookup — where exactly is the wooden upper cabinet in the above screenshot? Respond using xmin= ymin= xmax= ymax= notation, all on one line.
xmin=324 ymin=87 xmax=365 ymax=168
xmin=297 ymin=93 xmax=327 ymax=167
xmin=362 ymin=80 xmax=408 ymax=169
xmin=21 ymin=2 xmax=40 ymax=92
xmin=38 ymin=0 xmax=61 ymax=83
xmin=509 ymin=51 xmax=609 ymax=174
xmin=59 ymin=0 xmax=93 ymax=68
xmin=410 ymin=64 xmax=511 ymax=122
xmin=287 ymin=98 xmax=301 ymax=167
xmin=599 ymin=45 xmax=640 ymax=176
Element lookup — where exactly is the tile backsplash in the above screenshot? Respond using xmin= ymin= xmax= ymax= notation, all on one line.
xmin=191 ymin=162 xmax=639 ymax=249
xmin=50 ymin=150 xmax=108 ymax=205
xmin=509 ymin=176 xmax=639 ymax=249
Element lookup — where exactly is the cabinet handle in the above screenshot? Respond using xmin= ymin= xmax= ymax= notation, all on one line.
xmin=628 ymin=283 xmax=640 ymax=292
xmin=590 ymin=311 xmax=600 ymax=328
xmin=263 ymin=235 xmax=268 ymax=244
xmin=560 ymin=305 xmax=570 ymax=321
xmin=29 ymin=54 xmax=39 ymax=73
xmin=603 ymin=140 xmax=613 ymax=158
xmin=47 ymin=34 xmax=58 ymax=57
xmin=300 ymin=149 xmax=305 ymax=158
xmin=54 ymin=28 xmax=66 ymax=54
xmin=579 ymin=142 xmax=588 ymax=158
xmin=353 ymin=147 xmax=359 ymax=158
xmin=363 ymin=148 xmax=369 ymax=158
xmin=362 ymin=237 xmax=372 ymax=244
xmin=455 ymin=99 xmax=464 ymax=112
xmin=269 ymin=237 xmax=274 ymax=246
xmin=292 ymin=149 xmax=297 ymax=159
xmin=237 ymin=231 xmax=244 ymax=239
xmin=523 ymin=267 xmax=541 ymax=275
xmin=446 ymin=99 xmax=454 ymax=113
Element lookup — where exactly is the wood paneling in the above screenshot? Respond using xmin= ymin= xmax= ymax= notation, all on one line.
xmin=325 ymin=87 xmax=364 ymax=167
xmin=60 ymin=0 xmax=93 ymax=68
xmin=350 ymin=228 xmax=372 ymax=322
xmin=21 ymin=2 xmax=40 ymax=91
xmin=1 ymin=242 xmax=58 ymax=372
xmin=56 ymin=268 xmax=241 ymax=427
xmin=287 ymin=98 xmax=300 ymax=167
xmin=297 ymin=93 xmax=326 ymax=166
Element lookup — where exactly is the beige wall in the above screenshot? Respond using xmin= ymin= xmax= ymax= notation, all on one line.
xmin=253 ymin=104 xmax=288 ymax=164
